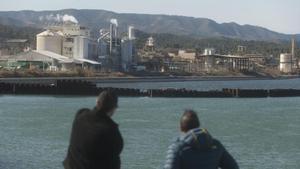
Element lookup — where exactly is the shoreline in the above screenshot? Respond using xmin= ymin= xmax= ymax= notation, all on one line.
xmin=0 ymin=75 xmax=299 ymax=84
xmin=1 ymin=80 xmax=300 ymax=97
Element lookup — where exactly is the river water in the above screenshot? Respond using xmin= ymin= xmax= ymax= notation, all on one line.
xmin=97 ymin=78 xmax=300 ymax=90
xmin=0 ymin=79 xmax=300 ymax=169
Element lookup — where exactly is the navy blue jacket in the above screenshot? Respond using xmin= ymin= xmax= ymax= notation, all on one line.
xmin=164 ymin=128 xmax=239 ymax=169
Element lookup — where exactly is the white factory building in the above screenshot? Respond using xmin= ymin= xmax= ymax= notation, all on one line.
xmin=36 ymin=21 xmax=100 ymax=71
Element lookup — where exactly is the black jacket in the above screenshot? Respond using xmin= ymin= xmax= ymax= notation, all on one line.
xmin=64 ymin=108 xmax=123 ymax=169
xmin=164 ymin=128 xmax=239 ymax=169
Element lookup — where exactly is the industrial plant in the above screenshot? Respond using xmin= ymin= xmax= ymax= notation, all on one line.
xmin=0 ymin=16 xmax=299 ymax=76
xmin=137 ymin=36 xmax=299 ymax=75
xmin=0 ymin=18 xmax=136 ymax=72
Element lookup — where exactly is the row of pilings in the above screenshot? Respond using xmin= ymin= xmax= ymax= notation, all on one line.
xmin=1 ymin=80 xmax=300 ymax=97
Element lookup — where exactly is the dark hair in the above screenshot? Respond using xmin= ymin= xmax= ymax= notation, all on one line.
xmin=96 ymin=90 xmax=118 ymax=114
xmin=180 ymin=110 xmax=200 ymax=132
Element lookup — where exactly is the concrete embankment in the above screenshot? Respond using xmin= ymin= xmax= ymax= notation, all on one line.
xmin=1 ymin=80 xmax=300 ymax=98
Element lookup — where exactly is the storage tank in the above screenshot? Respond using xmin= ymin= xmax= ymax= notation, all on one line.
xmin=279 ymin=53 xmax=292 ymax=73
xmin=36 ymin=30 xmax=63 ymax=55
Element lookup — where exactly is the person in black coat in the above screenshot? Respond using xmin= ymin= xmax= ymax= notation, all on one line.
xmin=164 ymin=110 xmax=239 ymax=169
xmin=63 ymin=91 xmax=123 ymax=169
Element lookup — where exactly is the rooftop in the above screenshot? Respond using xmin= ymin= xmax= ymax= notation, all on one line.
xmin=5 ymin=39 xmax=28 ymax=43
xmin=0 ymin=51 xmax=52 ymax=62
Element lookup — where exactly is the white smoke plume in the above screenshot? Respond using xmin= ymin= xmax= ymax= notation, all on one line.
xmin=62 ymin=14 xmax=78 ymax=23
xmin=110 ymin=18 xmax=118 ymax=26
xmin=39 ymin=14 xmax=78 ymax=24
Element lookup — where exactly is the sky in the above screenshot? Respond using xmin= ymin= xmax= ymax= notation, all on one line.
xmin=0 ymin=0 xmax=299 ymax=34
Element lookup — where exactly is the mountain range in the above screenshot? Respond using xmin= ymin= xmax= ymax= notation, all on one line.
xmin=0 ymin=9 xmax=299 ymax=41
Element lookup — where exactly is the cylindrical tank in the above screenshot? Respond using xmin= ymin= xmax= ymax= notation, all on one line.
xmin=280 ymin=53 xmax=292 ymax=63
xmin=279 ymin=53 xmax=292 ymax=73
xmin=36 ymin=30 xmax=63 ymax=55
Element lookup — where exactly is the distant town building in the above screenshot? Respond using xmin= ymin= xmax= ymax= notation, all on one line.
xmin=177 ymin=50 xmax=196 ymax=60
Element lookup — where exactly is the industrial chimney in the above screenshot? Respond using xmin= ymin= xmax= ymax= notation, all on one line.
xmin=292 ymin=36 xmax=295 ymax=59
xmin=109 ymin=18 xmax=119 ymax=54
xmin=128 ymin=26 xmax=135 ymax=40
xmin=291 ymin=36 xmax=297 ymax=70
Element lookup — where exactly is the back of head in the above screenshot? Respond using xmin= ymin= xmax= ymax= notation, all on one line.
xmin=180 ymin=110 xmax=200 ymax=133
xmin=96 ymin=90 xmax=118 ymax=115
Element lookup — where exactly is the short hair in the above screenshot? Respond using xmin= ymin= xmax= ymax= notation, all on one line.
xmin=96 ymin=90 xmax=118 ymax=114
xmin=180 ymin=110 xmax=200 ymax=132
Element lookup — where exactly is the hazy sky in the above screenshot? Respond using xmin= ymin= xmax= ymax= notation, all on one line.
xmin=1 ymin=0 xmax=299 ymax=34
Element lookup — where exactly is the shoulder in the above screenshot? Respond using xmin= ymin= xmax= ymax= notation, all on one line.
xmin=74 ymin=108 xmax=91 ymax=119
xmin=211 ymin=138 xmax=226 ymax=151
xmin=77 ymin=108 xmax=90 ymax=114
xmin=166 ymin=137 xmax=186 ymax=156
xmin=165 ymin=137 xmax=183 ymax=160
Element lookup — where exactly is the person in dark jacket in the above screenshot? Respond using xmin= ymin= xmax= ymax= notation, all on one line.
xmin=164 ymin=110 xmax=239 ymax=169
xmin=63 ymin=91 xmax=123 ymax=169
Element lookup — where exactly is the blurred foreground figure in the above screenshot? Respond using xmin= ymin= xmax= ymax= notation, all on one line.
xmin=64 ymin=91 xmax=123 ymax=169
xmin=164 ymin=110 xmax=239 ymax=169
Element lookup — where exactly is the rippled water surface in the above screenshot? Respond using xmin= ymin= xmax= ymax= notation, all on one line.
xmin=0 ymin=94 xmax=299 ymax=169
xmin=97 ymin=78 xmax=300 ymax=90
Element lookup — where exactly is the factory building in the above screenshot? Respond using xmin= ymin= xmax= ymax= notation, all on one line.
xmin=177 ymin=50 xmax=196 ymax=60
xmin=35 ymin=21 xmax=100 ymax=71
xmin=168 ymin=50 xmax=196 ymax=61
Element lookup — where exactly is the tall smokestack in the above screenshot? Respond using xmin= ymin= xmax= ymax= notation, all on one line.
xmin=128 ymin=26 xmax=135 ymax=40
xmin=290 ymin=36 xmax=295 ymax=71
xmin=110 ymin=24 xmax=113 ymax=55
xmin=115 ymin=25 xmax=118 ymax=47
xmin=292 ymin=36 xmax=295 ymax=59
